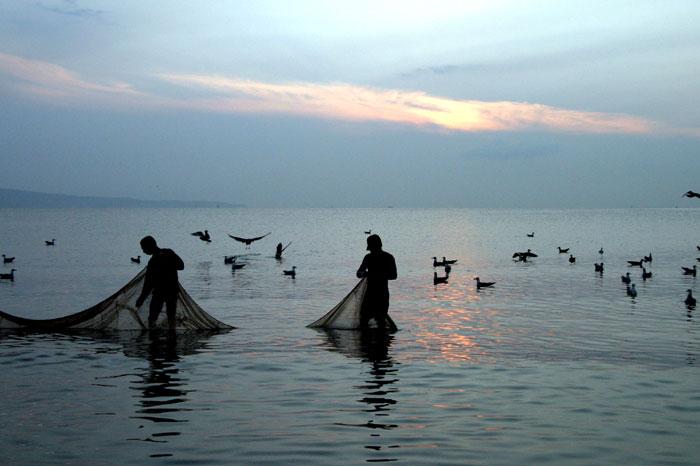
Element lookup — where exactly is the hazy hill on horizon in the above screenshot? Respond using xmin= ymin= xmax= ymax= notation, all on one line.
xmin=0 ymin=188 xmax=241 ymax=208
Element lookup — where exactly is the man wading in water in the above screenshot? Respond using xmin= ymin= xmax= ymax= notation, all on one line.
xmin=356 ymin=234 xmax=397 ymax=331
xmin=135 ymin=235 xmax=185 ymax=330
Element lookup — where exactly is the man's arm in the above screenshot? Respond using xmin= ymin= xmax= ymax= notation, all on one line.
xmin=135 ymin=270 xmax=153 ymax=307
xmin=387 ymin=255 xmax=397 ymax=280
xmin=356 ymin=255 xmax=369 ymax=278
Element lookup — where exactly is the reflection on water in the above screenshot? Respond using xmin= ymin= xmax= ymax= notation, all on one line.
xmin=320 ymin=329 xmax=400 ymax=463
xmin=94 ymin=330 xmax=223 ymax=458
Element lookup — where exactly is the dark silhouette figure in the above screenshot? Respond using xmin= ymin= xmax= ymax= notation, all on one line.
xmin=275 ymin=242 xmax=291 ymax=260
xmin=433 ymin=271 xmax=448 ymax=285
xmin=356 ymin=235 xmax=397 ymax=331
xmin=627 ymin=283 xmax=637 ymax=298
xmin=432 ymin=257 xmax=445 ymax=267
xmin=474 ymin=277 xmax=495 ymax=289
xmin=442 ymin=256 xmax=457 ymax=265
xmin=683 ymin=190 xmax=700 ymax=198
xmin=527 ymin=232 xmax=534 ymax=238
xmin=557 ymin=247 xmax=569 ymax=253
xmin=686 ymin=289 xmax=696 ymax=308
xmin=643 ymin=253 xmax=652 ymax=263
xmin=568 ymin=254 xmax=576 ymax=264
xmin=45 ymin=239 xmax=55 ymax=246
xmin=0 ymin=269 xmax=16 ymax=281
xmin=2 ymin=254 xmax=15 ymax=263
xmin=513 ymin=249 xmax=537 ymax=261
xmin=224 ymin=255 xmax=237 ymax=264
xmin=599 ymin=247 xmax=604 ymax=255
xmin=621 ymin=272 xmax=631 ymax=284
xmin=228 ymin=232 xmax=271 ymax=248
xmin=444 ymin=263 xmax=451 ymax=276
xmin=682 ymin=265 xmax=697 ymax=277
xmin=135 ymin=236 xmax=185 ymax=330
xmin=131 ymin=255 xmax=141 ymax=264
xmin=231 ymin=262 xmax=246 ymax=271
xmin=191 ymin=229 xmax=211 ymax=242
xmin=627 ymin=259 xmax=644 ymax=267
xmin=364 ymin=229 xmax=372 ymax=235
xmin=283 ymin=266 xmax=296 ymax=278
xmin=594 ymin=262 xmax=604 ymax=273
xmin=642 ymin=267 xmax=652 ymax=281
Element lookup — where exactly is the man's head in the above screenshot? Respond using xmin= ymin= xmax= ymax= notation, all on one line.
xmin=366 ymin=234 xmax=382 ymax=252
xmin=140 ymin=235 xmax=158 ymax=255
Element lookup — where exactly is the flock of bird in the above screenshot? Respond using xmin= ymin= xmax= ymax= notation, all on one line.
xmin=429 ymin=229 xmax=698 ymax=309
xmin=185 ymin=229 xmax=296 ymax=278
xmin=0 ymin=238 xmax=55 ymax=282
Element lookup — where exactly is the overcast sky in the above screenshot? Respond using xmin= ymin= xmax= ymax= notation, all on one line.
xmin=1 ymin=1 xmax=699 ymax=207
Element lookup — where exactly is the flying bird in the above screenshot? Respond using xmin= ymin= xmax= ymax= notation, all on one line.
xmin=192 ymin=230 xmax=211 ymax=242
xmin=228 ymin=232 xmax=271 ymax=248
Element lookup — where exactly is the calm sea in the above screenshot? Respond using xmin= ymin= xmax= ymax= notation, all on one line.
xmin=1 ymin=208 xmax=699 ymax=465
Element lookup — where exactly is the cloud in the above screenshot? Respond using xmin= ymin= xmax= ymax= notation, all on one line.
xmin=1 ymin=51 xmax=696 ymax=136
xmin=157 ymin=73 xmax=656 ymax=134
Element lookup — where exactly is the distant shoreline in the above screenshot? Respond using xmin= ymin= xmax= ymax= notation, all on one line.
xmin=0 ymin=188 xmax=242 ymax=208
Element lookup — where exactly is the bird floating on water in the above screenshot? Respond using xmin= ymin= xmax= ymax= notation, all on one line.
xmin=627 ymin=283 xmax=637 ymax=298
xmin=527 ymin=232 xmax=535 ymax=238
xmin=568 ymin=254 xmax=576 ymax=264
xmin=682 ymin=265 xmax=697 ymax=276
xmin=599 ymin=247 xmax=604 ymax=255
xmin=594 ymin=263 xmax=604 ymax=272
xmin=432 ymin=257 xmax=445 ymax=267
xmin=2 ymin=254 xmax=15 ymax=264
xmin=433 ymin=271 xmax=448 ymax=285
xmin=130 ymin=256 xmax=140 ymax=264
xmin=224 ymin=255 xmax=237 ymax=264
xmin=45 ymin=239 xmax=55 ymax=246
xmin=627 ymin=259 xmax=644 ymax=267
xmin=364 ymin=229 xmax=371 ymax=235
xmin=642 ymin=267 xmax=652 ymax=280
xmin=474 ymin=277 xmax=495 ymax=289
xmin=228 ymin=232 xmax=271 ymax=248
xmin=621 ymin=272 xmax=631 ymax=284
xmin=683 ymin=190 xmax=700 ymax=198
xmin=0 ymin=269 xmax=16 ymax=281
xmin=283 ymin=266 xmax=297 ymax=278
xmin=686 ymin=289 xmax=696 ymax=307
xmin=558 ymin=247 xmax=569 ymax=254
xmin=231 ymin=263 xmax=246 ymax=271
xmin=643 ymin=253 xmax=652 ymax=263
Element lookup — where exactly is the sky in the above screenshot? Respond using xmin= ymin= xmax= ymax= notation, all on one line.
xmin=0 ymin=0 xmax=699 ymax=207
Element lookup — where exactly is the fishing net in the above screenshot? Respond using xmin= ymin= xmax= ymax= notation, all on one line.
xmin=0 ymin=269 xmax=233 ymax=330
xmin=308 ymin=278 xmax=397 ymax=330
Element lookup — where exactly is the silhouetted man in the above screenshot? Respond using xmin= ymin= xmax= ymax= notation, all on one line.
xmin=356 ymin=234 xmax=397 ymax=331
xmin=135 ymin=236 xmax=185 ymax=330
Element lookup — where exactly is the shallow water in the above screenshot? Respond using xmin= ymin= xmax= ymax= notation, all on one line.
xmin=1 ymin=208 xmax=699 ymax=464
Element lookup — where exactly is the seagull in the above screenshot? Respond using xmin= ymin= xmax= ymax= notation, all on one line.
xmin=686 ymin=289 xmax=696 ymax=307
xmin=364 ymin=229 xmax=371 ymax=235
xmin=568 ymin=254 xmax=576 ymax=264
xmin=433 ymin=271 xmax=448 ymax=285
xmin=627 ymin=259 xmax=644 ymax=267
xmin=683 ymin=190 xmax=700 ymax=198
xmin=442 ymin=257 xmax=458 ymax=265
xmin=643 ymin=253 xmax=652 ymax=263
xmin=599 ymin=247 xmax=604 ymax=255
xmin=627 ymin=283 xmax=637 ymax=298
xmin=45 ymin=239 xmax=55 ymax=246
xmin=192 ymin=230 xmax=211 ymax=242
xmin=474 ymin=277 xmax=495 ymax=289
xmin=228 ymin=232 xmax=271 ymax=248
xmin=682 ymin=265 xmax=697 ymax=276
xmin=231 ymin=263 xmax=246 ymax=271
xmin=557 ymin=247 xmax=569 ymax=254
xmin=0 ymin=269 xmax=16 ymax=281
xmin=621 ymin=272 xmax=631 ymax=284
xmin=527 ymin=232 xmax=534 ymax=238
xmin=433 ymin=257 xmax=446 ymax=267
xmin=594 ymin=262 xmax=604 ymax=272
xmin=2 ymin=254 xmax=15 ymax=264
xmin=642 ymin=267 xmax=652 ymax=280
xmin=283 ymin=266 xmax=297 ymax=278
xmin=224 ymin=255 xmax=237 ymax=264
xmin=130 ymin=256 xmax=141 ymax=264
xmin=444 ymin=264 xmax=452 ymax=276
